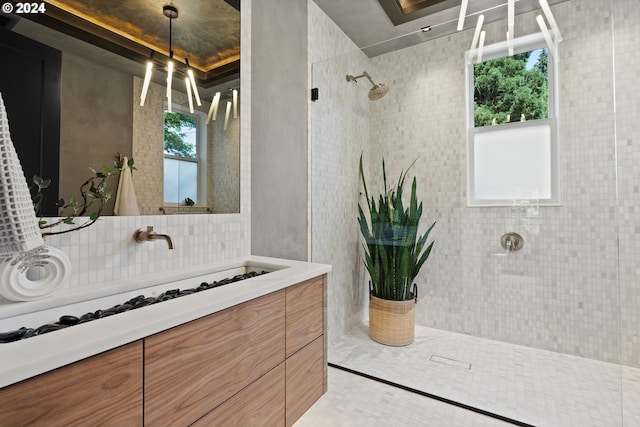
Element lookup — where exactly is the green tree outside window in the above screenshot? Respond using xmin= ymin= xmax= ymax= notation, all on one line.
xmin=164 ymin=111 xmax=197 ymax=158
xmin=474 ymin=49 xmax=548 ymax=127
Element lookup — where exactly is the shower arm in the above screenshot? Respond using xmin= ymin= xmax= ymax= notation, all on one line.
xmin=346 ymin=72 xmax=377 ymax=87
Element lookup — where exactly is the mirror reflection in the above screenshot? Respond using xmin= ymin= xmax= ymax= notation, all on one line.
xmin=131 ymin=73 xmax=240 ymax=215
xmin=0 ymin=3 xmax=240 ymax=216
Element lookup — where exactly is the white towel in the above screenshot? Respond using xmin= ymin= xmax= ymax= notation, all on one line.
xmin=113 ymin=156 xmax=140 ymax=216
xmin=0 ymin=92 xmax=45 ymax=254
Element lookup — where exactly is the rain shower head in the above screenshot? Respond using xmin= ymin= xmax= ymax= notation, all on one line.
xmin=368 ymin=83 xmax=389 ymax=101
xmin=346 ymin=71 xmax=389 ymax=100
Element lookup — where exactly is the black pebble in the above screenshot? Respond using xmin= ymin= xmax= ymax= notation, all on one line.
xmin=34 ymin=323 xmax=68 ymax=335
xmin=116 ymin=303 xmax=133 ymax=313
xmin=127 ymin=295 xmax=146 ymax=305
xmin=59 ymin=315 xmax=79 ymax=326
xmin=1 ymin=270 xmax=268 ymax=342
xmin=133 ymin=297 xmax=156 ymax=308
xmin=80 ymin=313 xmax=94 ymax=322
xmin=0 ymin=329 xmax=28 ymax=342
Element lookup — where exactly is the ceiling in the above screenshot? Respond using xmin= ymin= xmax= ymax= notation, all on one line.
xmin=3 ymin=0 xmax=567 ymax=86
xmin=313 ymin=0 xmax=568 ymax=57
xmin=12 ymin=0 xmax=240 ymax=87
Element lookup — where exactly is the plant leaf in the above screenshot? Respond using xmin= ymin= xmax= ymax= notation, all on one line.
xmin=358 ymin=156 xmax=435 ymax=300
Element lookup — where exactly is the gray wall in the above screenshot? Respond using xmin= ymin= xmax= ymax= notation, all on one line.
xmin=251 ymin=0 xmax=309 ymax=260
xmin=60 ymin=53 xmax=133 ymax=216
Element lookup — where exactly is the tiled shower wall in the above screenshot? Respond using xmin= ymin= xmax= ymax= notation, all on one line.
xmin=210 ymin=97 xmax=241 ymax=214
xmin=308 ymin=0 xmax=370 ymax=342
xmin=35 ymin=0 xmax=252 ymax=297
xmin=132 ymin=77 xmax=166 ymax=215
xmin=311 ymin=0 xmax=639 ymax=366
xmin=614 ymin=0 xmax=640 ymax=367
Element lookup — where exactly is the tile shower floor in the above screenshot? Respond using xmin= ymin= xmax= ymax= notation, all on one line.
xmin=309 ymin=323 xmax=640 ymax=427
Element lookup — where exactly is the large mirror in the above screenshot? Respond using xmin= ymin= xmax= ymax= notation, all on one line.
xmin=0 ymin=0 xmax=240 ymax=216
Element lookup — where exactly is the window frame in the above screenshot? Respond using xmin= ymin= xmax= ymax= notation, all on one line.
xmin=163 ymin=103 xmax=208 ymax=207
xmin=465 ymin=32 xmax=560 ymax=207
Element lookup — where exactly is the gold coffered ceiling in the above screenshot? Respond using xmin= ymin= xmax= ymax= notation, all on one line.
xmin=26 ymin=0 xmax=240 ymax=86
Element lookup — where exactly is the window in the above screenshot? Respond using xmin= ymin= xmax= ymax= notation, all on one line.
xmin=163 ymin=105 xmax=207 ymax=206
xmin=466 ymin=33 xmax=559 ymax=206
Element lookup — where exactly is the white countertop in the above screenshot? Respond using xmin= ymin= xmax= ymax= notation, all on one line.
xmin=0 ymin=256 xmax=331 ymax=389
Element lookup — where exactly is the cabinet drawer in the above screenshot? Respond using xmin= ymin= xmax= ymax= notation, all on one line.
xmin=144 ymin=290 xmax=285 ymax=427
xmin=192 ymin=364 xmax=285 ymax=427
xmin=286 ymin=276 xmax=324 ymax=357
xmin=0 ymin=341 xmax=143 ymax=427
xmin=285 ymin=336 xmax=325 ymax=427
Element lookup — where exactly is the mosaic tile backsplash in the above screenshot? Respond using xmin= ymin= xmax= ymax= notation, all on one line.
xmin=310 ymin=0 xmax=639 ymax=367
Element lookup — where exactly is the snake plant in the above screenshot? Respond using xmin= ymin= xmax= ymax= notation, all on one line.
xmin=358 ymin=155 xmax=435 ymax=301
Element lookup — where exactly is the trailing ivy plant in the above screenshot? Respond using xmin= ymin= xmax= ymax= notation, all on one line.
xmin=33 ymin=157 xmax=135 ymax=237
xmin=357 ymin=155 xmax=435 ymax=301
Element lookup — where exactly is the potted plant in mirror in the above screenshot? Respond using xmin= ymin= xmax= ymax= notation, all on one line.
xmin=358 ymin=155 xmax=435 ymax=346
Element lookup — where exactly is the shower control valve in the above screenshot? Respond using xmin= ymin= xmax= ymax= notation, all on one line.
xmin=501 ymin=232 xmax=524 ymax=252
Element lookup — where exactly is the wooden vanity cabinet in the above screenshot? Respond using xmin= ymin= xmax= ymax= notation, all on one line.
xmin=144 ymin=290 xmax=286 ymax=427
xmin=0 ymin=341 xmax=143 ymax=427
xmin=285 ymin=276 xmax=327 ymax=426
xmin=0 ymin=273 xmax=327 ymax=427
xmin=191 ymin=364 xmax=286 ymax=427
xmin=285 ymin=275 xmax=324 ymax=357
xmin=286 ymin=336 xmax=325 ymax=426
xmin=182 ymin=275 xmax=327 ymax=427
xmin=144 ymin=276 xmax=326 ymax=427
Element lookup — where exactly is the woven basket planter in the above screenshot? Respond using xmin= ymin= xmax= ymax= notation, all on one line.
xmin=369 ymin=295 xmax=416 ymax=346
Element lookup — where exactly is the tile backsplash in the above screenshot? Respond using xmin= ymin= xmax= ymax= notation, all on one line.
xmin=41 ymin=213 xmax=249 ymax=290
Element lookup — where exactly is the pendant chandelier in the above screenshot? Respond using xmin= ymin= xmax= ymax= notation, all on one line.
xmin=459 ymin=0 xmax=562 ymax=62
xmin=139 ymin=5 xmax=202 ymax=114
xmin=206 ymin=88 xmax=238 ymax=130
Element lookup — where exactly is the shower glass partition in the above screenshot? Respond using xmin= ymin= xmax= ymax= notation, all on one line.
xmin=310 ymin=0 xmax=639 ymax=425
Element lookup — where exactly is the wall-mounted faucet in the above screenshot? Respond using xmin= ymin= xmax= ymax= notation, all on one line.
xmin=134 ymin=226 xmax=175 ymax=250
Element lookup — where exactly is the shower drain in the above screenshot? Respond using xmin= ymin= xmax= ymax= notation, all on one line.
xmin=429 ymin=355 xmax=472 ymax=370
